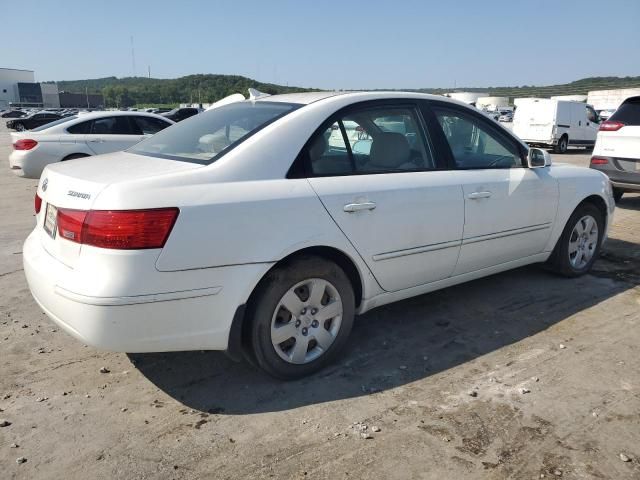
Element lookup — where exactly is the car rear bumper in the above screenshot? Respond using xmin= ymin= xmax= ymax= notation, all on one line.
xmin=9 ymin=149 xmax=60 ymax=179
xmin=590 ymin=156 xmax=640 ymax=191
xmin=23 ymin=230 xmax=271 ymax=353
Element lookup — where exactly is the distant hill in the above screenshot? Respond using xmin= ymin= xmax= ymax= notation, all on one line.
xmin=48 ymin=74 xmax=318 ymax=107
xmin=46 ymin=74 xmax=640 ymax=107
xmin=410 ymin=76 xmax=640 ymax=98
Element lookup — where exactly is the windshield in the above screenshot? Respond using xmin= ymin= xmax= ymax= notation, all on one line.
xmin=129 ymin=101 xmax=301 ymax=164
xmin=31 ymin=115 xmax=78 ymax=131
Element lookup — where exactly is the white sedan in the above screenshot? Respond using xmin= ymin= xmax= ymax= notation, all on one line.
xmin=23 ymin=91 xmax=615 ymax=379
xmin=9 ymin=111 xmax=174 ymax=178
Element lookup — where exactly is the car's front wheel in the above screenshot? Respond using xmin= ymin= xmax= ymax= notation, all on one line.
xmin=15 ymin=124 xmax=25 ymax=132
xmin=554 ymin=135 xmax=568 ymax=154
xmin=547 ymin=203 xmax=604 ymax=277
xmin=248 ymin=255 xmax=355 ymax=379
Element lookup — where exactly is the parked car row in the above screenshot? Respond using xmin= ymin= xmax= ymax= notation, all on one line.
xmin=9 ymin=111 xmax=174 ymax=178
xmin=21 ymin=91 xmax=615 ymax=379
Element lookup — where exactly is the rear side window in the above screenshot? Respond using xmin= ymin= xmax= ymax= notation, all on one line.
xmin=307 ymin=106 xmax=434 ymax=176
xmin=90 ymin=116 xmax=132 ymax=135
xmin=67 ymin=120 xmax=91 ymax=134
xmin=132 ymin=116 xmax=171 ymax=135
xmin=609 ymin=97 xmax=640 ymax=126
xmin=32 ymin=115 xmax=77 ymax=132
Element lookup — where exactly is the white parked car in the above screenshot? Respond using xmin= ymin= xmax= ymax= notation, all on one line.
xmin=24 ymin=91 xmax=615 ymax=379
xmin=590 ymin=95 xmax=640 ymax=202
xmin=9 ymin=111 xmax=174 ymax=178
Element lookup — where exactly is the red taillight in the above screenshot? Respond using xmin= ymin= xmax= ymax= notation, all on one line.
xmin=57 ymin=209 xmax=88 ymax=243
xmin=590 ymin=156 xmax=609 ymax=165
xmin=599 ymin=121 xmax=624 ymax=132
xmin=55 ymin=208 xmax=179 ymax=249
xmin=35 ymin=193 xmax=42 ymax=214
xmin=13 ymin=139 xmax=38 ymax=150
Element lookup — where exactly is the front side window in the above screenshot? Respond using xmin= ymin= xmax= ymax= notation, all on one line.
xmin=130 ymin=101 xmax=300 ymax=164
xmin=309 ymin=106 xmax=434 ymax=176
xmin=433 ymin=107 xmax=522 ymax=169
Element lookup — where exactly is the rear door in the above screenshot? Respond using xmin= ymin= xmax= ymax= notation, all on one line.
xmin=304 ymin=101 xmax=464 ymax=292
xmin=428 ymin=101 xmax=559 ymax=275
xmin=84 ymin=116 xmax=141 ymax=155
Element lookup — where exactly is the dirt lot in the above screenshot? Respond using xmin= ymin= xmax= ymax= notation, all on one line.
xmin=0 ymin=121 xmax=638 ymax=480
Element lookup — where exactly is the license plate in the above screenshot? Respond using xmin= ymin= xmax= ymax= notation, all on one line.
xmin=43 ymin=204 xmax=58 ymax=239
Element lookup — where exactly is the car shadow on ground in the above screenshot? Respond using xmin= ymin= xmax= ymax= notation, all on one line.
xmin=130 ymin=238 xmax=639 ymax=416
xmin=616 ymin=194 xmax=640 ymax=212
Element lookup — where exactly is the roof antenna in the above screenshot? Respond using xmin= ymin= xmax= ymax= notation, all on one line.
xmin=248 ymin=88 xmax=270 ymax=101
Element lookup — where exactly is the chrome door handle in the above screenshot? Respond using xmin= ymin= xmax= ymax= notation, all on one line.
xmin=89 ymin=138 xmax=104 ymax=143
xmin=467 ymin=191 xmax=492 ymax=200
xmin=343 ymin=202 xmax=377 ymax=213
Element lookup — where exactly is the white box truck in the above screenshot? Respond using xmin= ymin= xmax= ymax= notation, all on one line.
xmin=513 ymin=98 xmax=600 ymax=153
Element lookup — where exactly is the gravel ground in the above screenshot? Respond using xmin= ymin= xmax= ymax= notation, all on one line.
xmin=1 ymin=121 xmax=639 ymax=480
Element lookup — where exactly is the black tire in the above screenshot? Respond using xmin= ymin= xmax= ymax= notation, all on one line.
xmin=553 ymin=135 xmax=568 ymax=154
xmin=613 ymin=188 xmax=624 ymax=203
xmin=546 ymin=202 xmax=604 ymax=277
xmin=62 ymin=153 xmax=90 ymax=161
xmin=248 ymin=255 xmax=355 ymax=380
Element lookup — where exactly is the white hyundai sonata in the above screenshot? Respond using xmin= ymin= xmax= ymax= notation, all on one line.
xmin=9 ymin=111 xmax=174 ymax=178
xmin=24 ymin=91 xmax=615 ymax=379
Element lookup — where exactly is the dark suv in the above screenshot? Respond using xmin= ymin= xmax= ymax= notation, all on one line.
xmin=161 ymin=107 xmax=200 ymax=122
xmin=590 ymin=96 xmax=640 ymax=202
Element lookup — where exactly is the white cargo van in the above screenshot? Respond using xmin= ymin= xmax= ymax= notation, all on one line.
xmin=513 ymin=99 xmax=600 ymax=153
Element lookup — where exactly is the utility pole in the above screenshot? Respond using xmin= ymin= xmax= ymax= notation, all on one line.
xmin=148 ymin=65 xmax=151 ymax=79
xmin=85 ymin=86 xmax=89 ymax=109
xmin=130 ymin=36 xmax=136 ymax=77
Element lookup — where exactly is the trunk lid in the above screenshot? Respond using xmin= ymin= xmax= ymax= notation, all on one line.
xmin=36 ymin=151 xmax=203 ymax=268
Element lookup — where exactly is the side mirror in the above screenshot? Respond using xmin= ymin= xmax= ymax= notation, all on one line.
xmin=527 ymin=148 xmax=552 ymax=168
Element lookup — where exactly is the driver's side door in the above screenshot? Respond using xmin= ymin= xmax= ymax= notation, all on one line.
xmin=429 ymin=103 xmax=559 ymax=275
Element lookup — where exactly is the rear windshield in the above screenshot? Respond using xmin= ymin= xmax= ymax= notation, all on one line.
xmin=129 ymin=101 xmax=301 ymax=164
xmin=608 ymin=97 xmax=640 ymax=126
xmin=31 ymin=115 xmax=78 ymax=131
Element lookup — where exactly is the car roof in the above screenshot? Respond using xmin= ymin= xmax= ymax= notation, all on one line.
xmin=258 ymin=90 xmax=464 ymax=106
xmin=73 ymin=110 xmax=171 ymax=121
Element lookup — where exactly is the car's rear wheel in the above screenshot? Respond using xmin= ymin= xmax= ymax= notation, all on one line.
xmin=613 ymin=188 xmax=624 ymax=203
xmin=554 ymin=135 xmax=568 ymax=154
xmin=248 ymin=255 xmax=355 ymax=379
xmin=16 ymin=124 xmax=25 ymax=132
xmin=547 ymin=203 xmax=604 ymax=277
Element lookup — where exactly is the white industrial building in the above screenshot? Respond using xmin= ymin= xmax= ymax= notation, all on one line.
xmin=476 ymin=96 xmax=509 ymax=111
xmin=0 ymin=67 xmax=35 ymax=109
xmin=587 ymin=88 xmax=640 ymax=111
xmin=550 ymin=95 xmax=587 ymax=102
xmin=446 ymin=91 xmax=488 ymax=105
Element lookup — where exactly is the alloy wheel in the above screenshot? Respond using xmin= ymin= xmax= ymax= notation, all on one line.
xmin=568 ymin=215 xmax=598 ymax=269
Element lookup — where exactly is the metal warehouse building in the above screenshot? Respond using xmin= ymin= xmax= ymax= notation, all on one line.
xmin=0 ymin=67 xmax=36 ymax=109
xmin=0 ymin=67 xmax=103 ymax=109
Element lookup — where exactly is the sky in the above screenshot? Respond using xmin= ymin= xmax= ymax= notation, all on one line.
xmin=2 ymin=0 xmax=639 ymax=90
